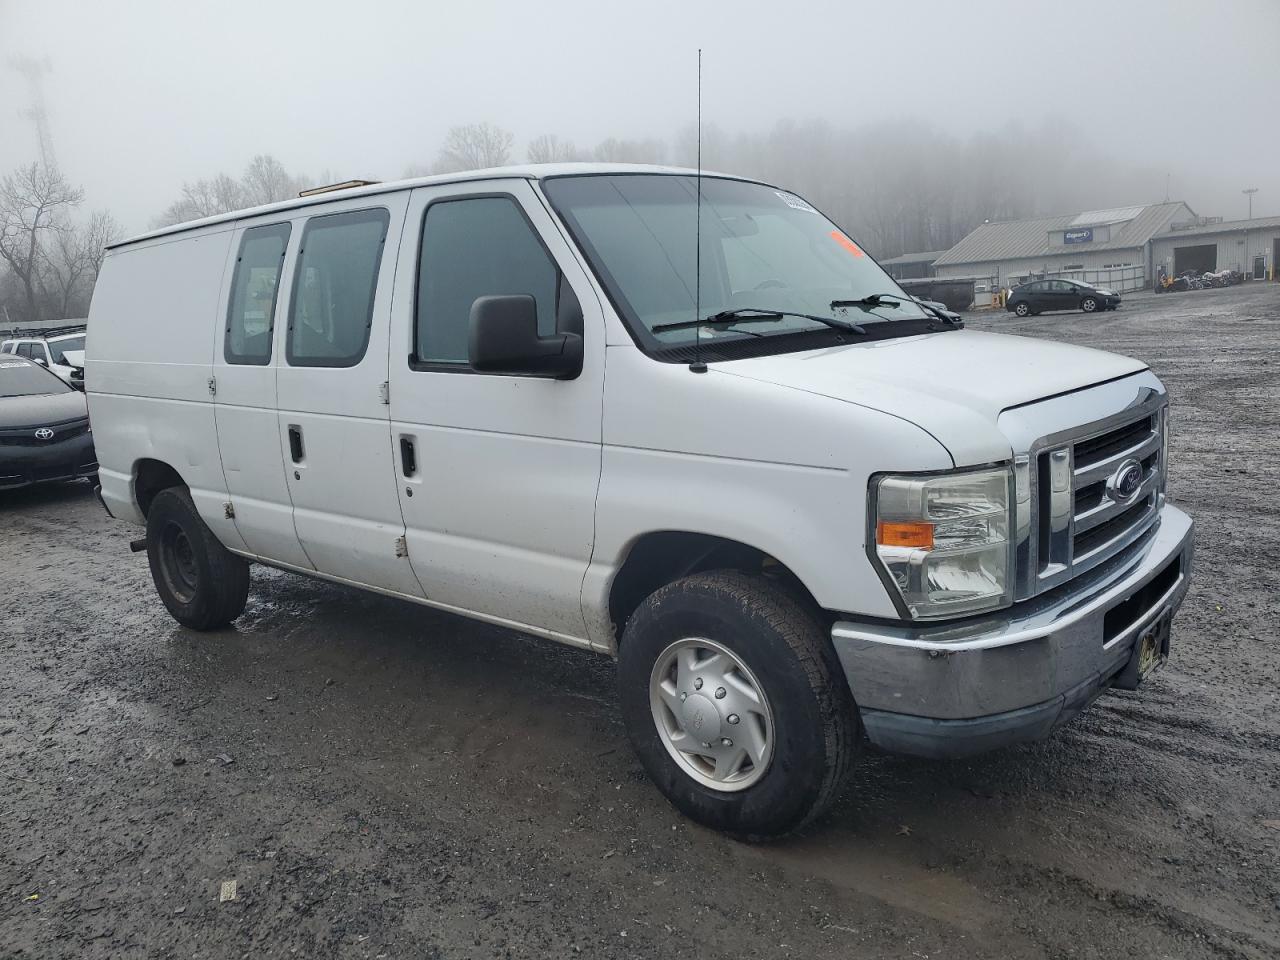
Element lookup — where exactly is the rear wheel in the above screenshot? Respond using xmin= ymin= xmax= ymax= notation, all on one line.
xmin=1081 ymin=296 xmax=1098 ymax=312
xmin=1014 ymin=301 xmax=1031 ymax=317
xmin=146 ymin=487 xmax=249 ymax=630
xmin=617 ymin=570 xmax=857 ymax=838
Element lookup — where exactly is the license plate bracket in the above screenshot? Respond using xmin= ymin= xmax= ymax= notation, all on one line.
xmin=1113 ymin=610 xmax=1172 ymax=691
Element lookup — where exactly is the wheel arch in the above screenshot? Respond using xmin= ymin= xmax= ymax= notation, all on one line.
xmin=133 ymin=458 xmax=187 ymax=517
xmin=607 ymin=530 xmax=824 ymax=645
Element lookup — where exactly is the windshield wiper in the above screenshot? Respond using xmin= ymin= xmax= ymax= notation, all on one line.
xmin=834 ymin=294 xmax=964 ymax=329
xmin=653 ymin=307 xmax=865 ymax=336
xmin=830 ymin=294 xmax=905 ymax=309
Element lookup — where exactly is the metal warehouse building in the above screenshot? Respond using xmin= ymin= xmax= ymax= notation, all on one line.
xmin=932 ymin=201 xmax=1194 ymax=293
xmin=1150 ymin=215 xmax=1280 ymax=281
xmin=880 ymin=249 xmax=946 ymax=280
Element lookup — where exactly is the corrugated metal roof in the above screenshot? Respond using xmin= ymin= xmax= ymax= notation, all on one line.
xmin=878 ymin=249 xmax=949 ymax=265
xmin=935 ymin=201 xmax=1192 ymax=267
xmin=1152 ymin=214 xmax=1280 ymax=240
xmin=1069 ymin=205 xmax=1145 ymax=227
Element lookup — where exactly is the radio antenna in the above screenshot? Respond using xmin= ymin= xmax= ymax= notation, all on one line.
xmin=689 ymin=48 xmax=707 ymax=374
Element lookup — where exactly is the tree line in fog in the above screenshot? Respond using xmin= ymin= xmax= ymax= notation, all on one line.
xmin=1 ymin=117 xmax=1165 ymax=325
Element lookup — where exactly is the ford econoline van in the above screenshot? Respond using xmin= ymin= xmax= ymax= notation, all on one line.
xmin=87 ymin=164 xmax=1193 ymax=836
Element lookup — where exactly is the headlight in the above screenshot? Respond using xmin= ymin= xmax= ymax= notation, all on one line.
xmin=870 ymin=467 xmax=1014 ymax=620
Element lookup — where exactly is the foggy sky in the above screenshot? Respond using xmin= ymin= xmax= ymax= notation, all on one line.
xmin=2 ymin=0 xmax=1277 ymax=234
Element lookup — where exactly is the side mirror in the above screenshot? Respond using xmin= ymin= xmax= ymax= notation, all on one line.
xmin=469 ymin=295 xmax=583 ymax=379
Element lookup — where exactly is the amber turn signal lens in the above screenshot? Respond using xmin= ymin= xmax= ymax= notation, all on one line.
xmin=876 ymin=520 xmax=934 ymax=549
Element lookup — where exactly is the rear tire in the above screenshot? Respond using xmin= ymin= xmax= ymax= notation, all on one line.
xmin=146 ymin=487 xmax=249 ymax=630
xmin=617 ymin=570 xmax=857 ymax=838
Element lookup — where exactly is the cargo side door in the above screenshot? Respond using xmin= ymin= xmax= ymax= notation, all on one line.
xmin=212 ymin=217 xmax=313 ymax=569
xmin=274 ymin=192 xmax=424 ymax=597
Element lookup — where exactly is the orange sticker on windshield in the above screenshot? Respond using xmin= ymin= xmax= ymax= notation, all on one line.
xmin=830 ymin=231 xmax=864 ymax=257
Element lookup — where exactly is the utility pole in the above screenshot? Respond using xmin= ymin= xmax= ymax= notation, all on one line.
xmin=1243 ymin=187 xmax=1258 ymax=220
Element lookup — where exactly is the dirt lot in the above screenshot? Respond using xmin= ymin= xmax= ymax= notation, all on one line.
xmin=2 ymin=283 xmax=1278 ymax=959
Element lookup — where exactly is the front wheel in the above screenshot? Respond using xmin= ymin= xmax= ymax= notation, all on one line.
xmin=146 ymin=487 xmax=249 ymax=630
xmin=1014 ymin=301 xmax=1031 ymax=317
xmin=617 ymin=571 xmax=857 ymax=838
xmin=1081 ymin=296 xmax=1098 ymax=312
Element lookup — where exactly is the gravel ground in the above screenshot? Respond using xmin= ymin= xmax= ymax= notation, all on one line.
xmin=2 ymin=283 xmax=1278 ymax=960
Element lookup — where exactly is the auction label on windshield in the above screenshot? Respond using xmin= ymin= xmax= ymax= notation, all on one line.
xmin=775 ymin=190 xmax=817 ymax=213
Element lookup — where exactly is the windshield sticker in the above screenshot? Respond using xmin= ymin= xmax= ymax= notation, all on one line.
xmin=830 ymin=230 xmax=865 ymax=257
xmin=775 ymin=191 xmax=817 ymax=213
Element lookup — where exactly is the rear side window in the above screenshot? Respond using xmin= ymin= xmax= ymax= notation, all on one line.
xmin=287 ymin=208 xmax=389 ymax=368
xmin=226 ymin=223 xmax=290 ymax=365
xmin=415 ymin=196 xmax=558 ymax=366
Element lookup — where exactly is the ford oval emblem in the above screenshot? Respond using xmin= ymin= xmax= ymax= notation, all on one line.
xmin=1110 ymin=458 xmax=1144 ymax=502
xmin=34 ymin=427 xmax=54 ymax=440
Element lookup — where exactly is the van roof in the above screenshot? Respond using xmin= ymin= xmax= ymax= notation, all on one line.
xmin=111 ymin=162 xmax=759 ymax=250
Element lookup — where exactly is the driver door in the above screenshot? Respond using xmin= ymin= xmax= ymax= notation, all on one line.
xmin=385 ymin=179 xmax=606 ymax=641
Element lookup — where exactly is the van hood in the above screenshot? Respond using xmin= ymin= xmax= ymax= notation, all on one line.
xmin=715 ymin=329 xmax=1148 ymax=466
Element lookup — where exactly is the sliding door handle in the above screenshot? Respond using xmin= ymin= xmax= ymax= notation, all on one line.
xmin=288 ymin=424 xmax=304 ymax=463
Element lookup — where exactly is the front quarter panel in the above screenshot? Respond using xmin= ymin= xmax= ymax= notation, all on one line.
xmin=583 ymin=345 xmax=954 ymax=647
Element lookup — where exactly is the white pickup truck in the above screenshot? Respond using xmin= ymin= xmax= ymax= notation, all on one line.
xmin=86 ymin=164 xmax=1193 ymax=836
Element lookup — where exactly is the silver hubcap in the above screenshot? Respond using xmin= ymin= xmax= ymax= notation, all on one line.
xmin=649 ymin=638 xmax=774 ymax=792
xmin=1083 ymin=299 xmax=1096 ymax=312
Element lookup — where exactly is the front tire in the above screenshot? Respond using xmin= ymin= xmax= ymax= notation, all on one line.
xmin=146 ymin=487 xmax=249 ymax=630
xmin=1014 ymin=302 xmax=1031 ymax=317
xmin=1081 ymin=296 xmax=1098 ymax=312
xmin=617 ymin=571 xmax=857 ymax=838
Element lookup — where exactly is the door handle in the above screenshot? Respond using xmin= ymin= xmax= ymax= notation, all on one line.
xmin=288 ymin=424 xmax=304 ymax=463
xmin=400 ymin=437 xmax=417 ymax=478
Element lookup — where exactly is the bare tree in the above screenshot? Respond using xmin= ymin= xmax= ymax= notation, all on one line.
xmin=527 ymin=134 xmax=581 ymax=164
xmin=44 ymin=210 xmax=122 ymax=317
xmin=0 ymin=161 xmax=83 ymax=323
xmin=153 ymin=154 xmax=313 ymax=227
xmin=592 ymin=137 xmax=666 ymax=164
xmin=433 ymin=123 xmax=513 ymax=173
xmin=241 ymin=154 xmax=302 ymax=207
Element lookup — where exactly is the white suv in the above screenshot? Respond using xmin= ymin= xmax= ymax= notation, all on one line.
xmin=1 ymin=328 xmax=87 ymax=387
xmin=86 ymin=165 xmax=1193 ymax=836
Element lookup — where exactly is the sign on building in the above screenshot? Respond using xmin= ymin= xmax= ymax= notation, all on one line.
xmin=1064 ymin=228 xmax=1094 ymax=244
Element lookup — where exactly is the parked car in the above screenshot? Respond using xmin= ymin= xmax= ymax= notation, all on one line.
xmin=1 ymin=326 xmax=89 ymax=387
xmin=87 ymin=165 xmax=1192 ymax=837
xmin=1006 ymin=279 xmax=1120 ymax=316
xmin=0 ymin=354 xmax=97 ymax=491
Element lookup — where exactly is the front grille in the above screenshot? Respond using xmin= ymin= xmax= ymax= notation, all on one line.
xmin=0 ymin=418 xmax=90 ymax=446
xmin=1074 ymin=415 xmax=1154 ymax=467
xmin=1023 ymin=403 xmax=1164 ymax=596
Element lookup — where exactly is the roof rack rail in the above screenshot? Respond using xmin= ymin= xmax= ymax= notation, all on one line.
xmin=0 ymin=322 xmax=88 ymax=340
xmin=298 ymin=179 xmax=381 ymax=198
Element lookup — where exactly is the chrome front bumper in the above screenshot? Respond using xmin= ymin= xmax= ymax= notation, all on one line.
xmin=831 ymin=504 xmax=1194 ymax=758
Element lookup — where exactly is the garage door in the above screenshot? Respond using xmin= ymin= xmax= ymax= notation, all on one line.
xmin=1174 ymin=244 xmax=1216 ymax=274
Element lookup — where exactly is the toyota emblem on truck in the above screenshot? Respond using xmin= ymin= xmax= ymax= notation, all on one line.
xmin=34 ymin=427 xmax=54 ymax=440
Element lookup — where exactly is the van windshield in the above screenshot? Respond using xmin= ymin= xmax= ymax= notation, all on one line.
xmin=542 ymin=174 xmax=932 ymax=358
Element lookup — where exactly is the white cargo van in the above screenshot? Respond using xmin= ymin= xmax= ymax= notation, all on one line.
xmin=87 ymin=164 xmax=1193 ymax=835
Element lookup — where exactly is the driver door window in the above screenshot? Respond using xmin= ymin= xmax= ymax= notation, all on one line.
xmin=415 ymin=196 xmax=558 ymax=367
